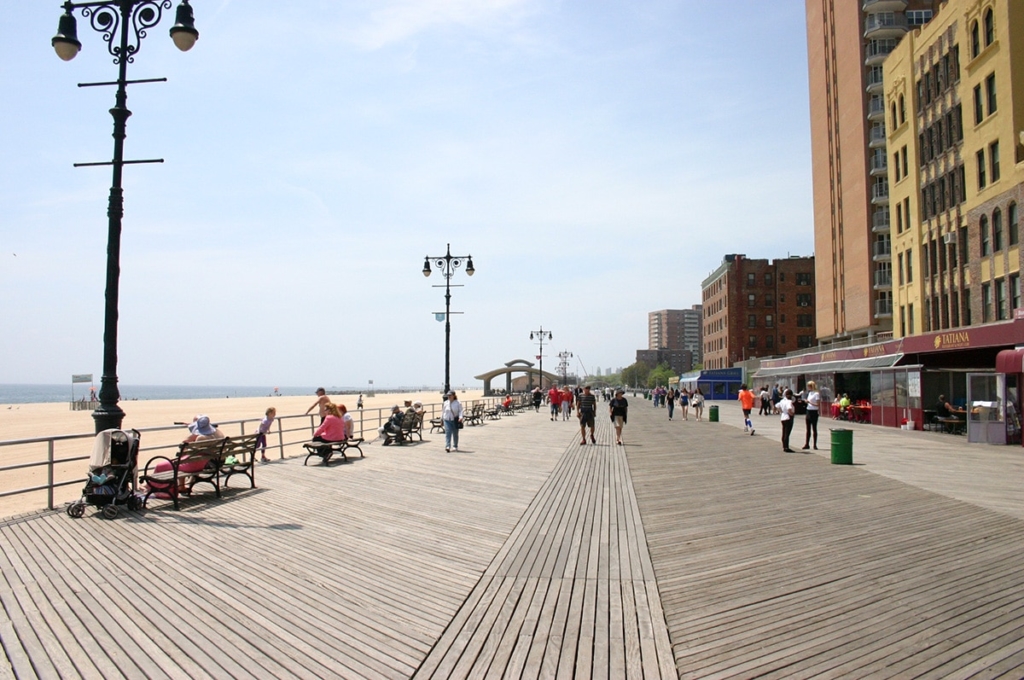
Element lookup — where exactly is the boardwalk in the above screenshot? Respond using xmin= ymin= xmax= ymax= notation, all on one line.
xmin=1 ymin=399 xmax=1023 ymax=678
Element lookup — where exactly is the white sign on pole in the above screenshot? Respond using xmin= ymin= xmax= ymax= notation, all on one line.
xmin=72 ymin=374 xmax=93 ymax=383
xmin=908 ymin=372 xmax=921 ymax=398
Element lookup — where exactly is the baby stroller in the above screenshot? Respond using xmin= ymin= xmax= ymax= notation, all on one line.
xmin=67 ymin=429 xmax=142 ymax=519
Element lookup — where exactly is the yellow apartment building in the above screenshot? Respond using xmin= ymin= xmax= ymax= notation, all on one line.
xmin=886 ymin=0 xmax=1024 ymax=337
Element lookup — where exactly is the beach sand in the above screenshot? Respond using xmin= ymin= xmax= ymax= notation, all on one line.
xmin=0 ymin=389 xmax=484 ymax=519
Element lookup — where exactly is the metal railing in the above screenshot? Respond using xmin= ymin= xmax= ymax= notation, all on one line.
xmin=0 ymin=396 xmax=511 ymax=514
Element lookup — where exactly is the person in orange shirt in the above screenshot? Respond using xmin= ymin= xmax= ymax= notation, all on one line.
xmin=738 ymin=383 xmax=756 ymax=436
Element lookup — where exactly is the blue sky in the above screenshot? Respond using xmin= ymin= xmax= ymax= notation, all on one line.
xmin=0 ymin=0 xmax=813 ymax=389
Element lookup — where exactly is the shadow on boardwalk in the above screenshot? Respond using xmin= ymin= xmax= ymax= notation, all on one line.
xmin=1 ymin=400 xmax=1023 ymax=678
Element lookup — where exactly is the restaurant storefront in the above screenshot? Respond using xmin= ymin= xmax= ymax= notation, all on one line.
xmin=754 ymin=319 xmax=1024 ymax=445
xmin=678 ymin=367 xmax=744 ymax=401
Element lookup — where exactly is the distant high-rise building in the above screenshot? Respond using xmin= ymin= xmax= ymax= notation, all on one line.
xmin=682 ymin=304 xmax=703 ymax=364
xmin=648 ymin=310 xmax=685 ymax=350
xmin=806 ymin=0 xmax=934 ymax=343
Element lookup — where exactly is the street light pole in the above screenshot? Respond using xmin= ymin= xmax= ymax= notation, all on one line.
xmin=422 ymin=244 xmax=474 ymax=394
xmin=558 ymin=350 xmax=573 ymax=386
xmin=529 ymin=327 xmax=553 ymax=390
xmin=52 ymin=0 xmax=199 ymax=433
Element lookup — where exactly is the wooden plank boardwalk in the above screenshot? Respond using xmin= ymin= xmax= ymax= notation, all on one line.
xmin=628 ymin=400 xmax=1024 ymax=679
xmin=1 ymin=398 xmax=1023 ymax=678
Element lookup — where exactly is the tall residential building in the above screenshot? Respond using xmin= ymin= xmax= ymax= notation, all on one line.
xmin=682 ymin=304 xmax=703 ymax=364
xmin=886 ymin=0 xmax=1024 ymax=336
xmin=701 ymin=255 xmax=816 ymax=370
xmin=806 ymin=0 xmax=935 ymax=343
xmin=648 ymin=310 xmax=686 ymax=350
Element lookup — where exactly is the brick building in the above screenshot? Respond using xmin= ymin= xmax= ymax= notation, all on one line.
xmin=701 ymin=254 xmax=817 ymax=369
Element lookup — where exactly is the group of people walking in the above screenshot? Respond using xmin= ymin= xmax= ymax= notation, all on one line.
xmin=650 ymin=387 xmax=706 ymax=421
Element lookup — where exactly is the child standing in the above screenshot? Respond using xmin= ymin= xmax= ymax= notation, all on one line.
xmin=257 ymin=407 xmax=276 ymax=463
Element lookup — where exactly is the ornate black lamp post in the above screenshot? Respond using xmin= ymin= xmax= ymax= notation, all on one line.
xmin=558 ymin=350 xmax=573 ymax=386
xmin=422 ymin=244 xmax=474 ymax=394
xmin=51 ymin=0 xmax=198 ymax=433
xmin=529 ymin=327 xmax=553 ymax=390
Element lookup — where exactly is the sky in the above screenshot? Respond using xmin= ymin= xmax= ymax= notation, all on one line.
xmin=0 ymin=0 xmax=814 ymax=390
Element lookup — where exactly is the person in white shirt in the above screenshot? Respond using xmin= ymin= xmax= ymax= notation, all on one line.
xmin=778 ymin=389 xmax=796 ymax=453
xmin=442 ymin=391 xmax=464 ymax=452
xmin=802 ymin=381 xmax=821 ymax=450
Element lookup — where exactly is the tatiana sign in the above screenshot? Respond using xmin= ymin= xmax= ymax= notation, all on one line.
xmin=932 ymin=331 xmax=971 ymax=350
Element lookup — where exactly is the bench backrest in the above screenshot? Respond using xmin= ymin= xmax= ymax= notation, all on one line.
xmin=221 ymin=434 xmax=260 ymax=461
xmin=178 ymin=438 xmax=228 ymax=466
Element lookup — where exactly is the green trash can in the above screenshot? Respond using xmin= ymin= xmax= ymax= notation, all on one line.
xmin=830 ymin=428 xmax=853 ymax=465
xmin=708 ymin=405 xmax=719 ymax=422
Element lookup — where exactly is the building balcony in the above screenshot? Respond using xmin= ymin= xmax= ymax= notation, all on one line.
xmin=870 ymin=154 xmax=888 ymax=176
xmin=863 ymin=0 xmax=908 ymax=13
xmin=874 ymin=269 xmax=893 ymax=289
xmin=875 ymin=297 xmax=894 ymax=317
xmin=873 ymin=240 xmax=892 ymax=261
xmin=867 ymin=97 xmax=887 ymax=121
xmin=869 ymin=126 xmax=888 ymax=148
xmin=864 ymin=13 xmax=908 ymax=40
xmin=871 ymin=183 xmax=890 ymax=205
xmin=865 ymin=38 xmax=899 ymax=66
xmin=866 ymin=71 xmax=885 ymax=94
xmin=872 ymin=210 xmax=891 ymax=233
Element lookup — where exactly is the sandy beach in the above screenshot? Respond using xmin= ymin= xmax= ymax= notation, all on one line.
xmin=0 ymin=389 xmax=485 ymax=519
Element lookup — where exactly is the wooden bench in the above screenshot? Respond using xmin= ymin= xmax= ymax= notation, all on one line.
xmin=465 ymin=404 xmax=485 ymax=426
xmin=302 ymin=438 xmax=365 ymax=466
xmin=429 ymin=417 xmax=444 ymax=434
xmin=141 ymin=434 xmax=258 ymax=510
xmin=383 ymin=412 xmax=423 ymax=445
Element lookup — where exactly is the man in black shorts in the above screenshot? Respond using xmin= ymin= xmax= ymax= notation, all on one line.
xmin=577 ymin=385 xmax=598 ymax=444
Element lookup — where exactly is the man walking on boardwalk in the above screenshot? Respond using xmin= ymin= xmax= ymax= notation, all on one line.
xmin=738 ymin=383 xmax=756 ymax=436
xmin=577 ymin=385 xmax=598 ymax=445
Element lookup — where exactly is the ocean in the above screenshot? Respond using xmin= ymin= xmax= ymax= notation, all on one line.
xmin=0 ymin=384 xmax=369 ymax=404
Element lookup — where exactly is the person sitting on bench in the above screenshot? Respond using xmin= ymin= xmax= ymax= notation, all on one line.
xmin=379 ymin=405 xmax=406 ymax=445
xmin=312 ymin=403 xmax=347 ymax=444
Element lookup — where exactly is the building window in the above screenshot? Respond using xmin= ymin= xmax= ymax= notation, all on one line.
xmin=909 ymin=303 xmax=915 ymax=334
xmin=765 ymin=314 xmax=774 ymax=328
xmin=997 ymin=278 xmax=1007 ymax=320
xmin=747 ymin=294 xmax=756 ymax=307
xmin=779 ymin=273 xmax=785 ymax=282
xmin=984 ymin=8 xmax=994 ymax=46
xmin=1010 ymin=203 xmax=1019 ymax=245
xmin=779 ymin=294 xmax=785 ymax=303
xmin=747 ymin=273 xmax=756 ymax=286
xmin=797 ymin=336 xmax=813 ymax=349
xmin=977 ymin=149 xmax=987 ymax=189
xmin=971 ymin=20 xmax=980 ymax=58
xmin=898 ymin=252 xmax=905 ymax=285
xmin=891 ymin=102 xmax=898 ymax=129
xmin=764 ymin=273 xmax=773 ymax=286
xmin=990 ymin=141 xmax=1000 ymax=182
xmin=899 ymin=94 xmax=906 ymax=123
xmin=993 ymin=208 xmax=1003 ymax=252
xmin=974 ymin=84 xmax=984 ymax=124
xmin=900 ymin=306 xmax=906 ymax=336
xmin=981 ymin=214 xmax=990 ymax=255
xmin=779 ymin=335 xmax=786 ymax=346
xmin=796 ymin=273 xmax=812 ymax=286
xmin=780 ymin=314 xmax=786 ymax=323
xmin=797 ymin=314 xmax=813 ymax=327
xmin=982 ymin=283 xmax=992 ymax=322
xmin=764 ymin=294 xmax=773 ymax=306
xmin=748 ymin=314 xmax=757 ymax=328
xmin=986 ymin=73 xmax=997 ymax=115
xmin=1012 ymin=274 xmax=1021 ymax=311
xmin=765 ymin=336 xmax=774 ymax=349
xmin=907 ymin=9 xmax=932 ymax=25
xmin=748 ymin=335 xmax=757 ymax=349
xmin=796 ymin=293 xmax=812 ymax=307
xmin=902 ymin=146 xmax=908 ymax=177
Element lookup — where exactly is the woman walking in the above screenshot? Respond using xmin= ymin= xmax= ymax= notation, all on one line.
xmin=692 ymin=389 xmax=705 ymax=421
xmin=678 ymin=389 xmax=689 ymax=420
xmin=609 ymin=389 xmax=629 ymax=445
xmin=442 ymin=391 xmax=464 ymax=452
xmin=802 ymin=380 xmax=821 ymax=450
xmin=666 ymin=388 xmax=676 ymax=421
